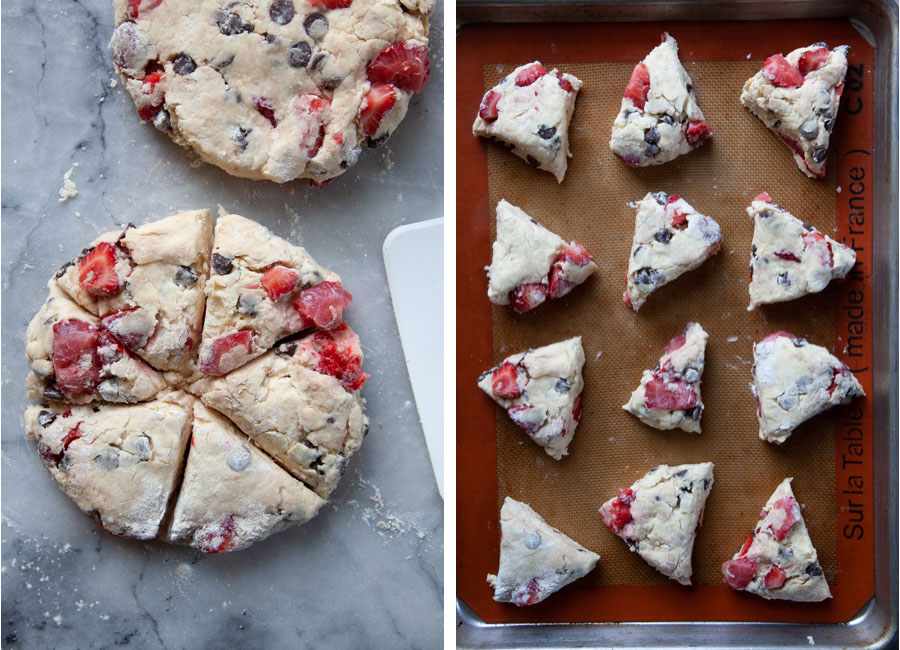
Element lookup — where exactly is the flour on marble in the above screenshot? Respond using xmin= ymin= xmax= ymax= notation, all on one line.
xmin=58 ymin=164 xmax=78 ymax=202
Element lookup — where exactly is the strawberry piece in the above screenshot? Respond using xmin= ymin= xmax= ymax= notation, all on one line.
xmin=199 ymin=329 xmax=255 ymax=376
xmin=644 ymin=376 xmax=697 ymax=410
xmin=478 ymin=90 xmax=501 ymax=122
xmin=255 ymin=98 xmax=277 ymax=128
xmin=798 ymin=47 xmax=829 ymax=76
xmin=261 ymin=265 xmax=300 ymax=300
xmin=769 ymin=495 xmax=798 ymax=540
xmin=603 ymin=487 xmax=635 ymax=533
xmin=802 ymin=231 xmax=834 ymax=268
xmin=754 ymin=192 xmax=773 ymax=203
xmin=557 ymin=74 xmax=574 ymax=93
xmin=292 ymin=281 xmax=352 ymax=330
xmin=547 ymin=265 xmax=574 ymax=300
xmin=38 ymin=424 xmax=83 ymax=467
xmin=774 ymin=250 xmax=801 ymax=262
xmin=738 ymin=533 xmax=754 ymax=557
xmin=760 ymin=331 xmax=796 ymax=343
xmin=515 ymin=579 xmax=541 ymax=607
xmin=764 ymin=565 xmax=787 ymax=589
xmin=507 ymin=404 xmax=540 ymax=433
xmin=367 ymin=42 xmax=430 ymax=93
xmin=510 ymin=283 xmax=548 ymax=313
xmin=572 ymin=395 xmax=582 ymax=423
xmin=622 ymin=290 xmax=633 ymax=308
xmin=722 ymin=557 xmax=757 ymax=589
xmin=100 ymin=307 xmax=146 ymax=351
xmin=624 ymin=63 xmax=650 ymax=110
xmin=762 ymin=54 xmax=804 ymax=88
xmin=490 ymin=361 xmax=520 ymax=399
xmin=617 ymin=152 xmax=642 ymax=167
xmin=127 ymin=0 xmax=163 ymax=18
xmin=138 ymin=103 xmax=163 ymax=121
xmin=78 ymin=242 xmax=122 ymax=297
xmin=197 ymin=515 xmax=237 ymax=554
xmin=308 ymin=0 xmax=352 ymax=7
xmin=359 ymin=83 xmax=396 ymax=136
xmin=309 ymin=178 xmax=336 ymax=189
xmin=834 ymin=81 xmax=844 ymax=97
xmin=515 ymin=63 xmax=547 ymax=87
xmin=314 ymin=339 xmax=369 ymax=391
xmin=666 ymin=334 xmax=687 ymax=353
xmin=52 ymin=319 xmax=102 ymax=395
xmin=685 ymin=119 xmax=711 ymax=146
xmin=561 ymin=242 xmax=592 ymax=266
xmin=670 ymin=209 xmax=688 ymax=230
xmin=778 ymin=133 xmax=805 ymax=159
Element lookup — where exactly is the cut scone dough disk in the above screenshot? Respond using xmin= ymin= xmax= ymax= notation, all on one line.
xmin=199 ymin=209 xmax=350 ymax=376
xmin=623 ymin=322 xmax=708 ymax=433
xmin=487 ymin=497 xmax=599 ymax=606
xmin=477 ymin=337 xmax=585 ymax=460
xmin=25 ymin=280 xmax=167 ymax=404
xmin=24 ymin=391 xmax=193 ymax=539
xmin=167 ymin=401 xmax=325 ymax=553
xmin=741 ymin=44 xmax=849 ymax=179
xmin=747 ymin=192 xmax=855 ymax=310
xmin=191 ymin=323 xmax=368 ymax=500
xmin=598 ymin=463 xmax=714 ymax=585
xmin=610 ymin=33 xmax=711 ymax=167
xmin=722 ymin=478 xmax=831 ymax=601
xmin=751 ymin=331 xmax=864 ymax=444
xmin=110 ymin=0 xmax=432 ymax=184
xmin=624 ymin=192 xmax=722 ymax=311
xmin=473 ymin=62 xmax=583 ymax=182
xmin=486 ymin=200 xmax=597 ymax=313
xmin=55 ymin=210 xmax=212 ymax=374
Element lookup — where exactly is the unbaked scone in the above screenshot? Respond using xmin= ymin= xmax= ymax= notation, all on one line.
xmin=487 ymin=497 xmax=599 ymax=606
xmin=598 ymin=463 xmax=714 ymax=585
xmin=109 ymin=0 xmax=432 ymax=184
xmin=486 ymin=200 xmax=597 ymax=313
xmin=722 ymin=478 xmax=831 ymax=601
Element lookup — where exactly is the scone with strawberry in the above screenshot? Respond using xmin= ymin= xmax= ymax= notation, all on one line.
xmin=473 ymin=62 xmax=583 ymax=182
xmin=55 ymin=210 xmax=212 ymax=373
xmin=487 ymin=200 xmax=597 ymax=313
xmin=477 ymin=337 xmax=585 ymax=460
xmin=599 ymin=463 xmax=714 ymax=585
xmin=751 ymin=331 xmax=864 ymax=444
xmin=610 ymin=33 xmax=711 ymax=167
xmin=722 ymin=478 xmax=831 ymax=601
xmin=741 ymin=44 xmax=849 ymax=178
xmin=624 ymin=192 xmax=722 ymax=311
xmin=748 ymin=193 xmax=855 ymax=309
xmin=623 ymin=322 xmax=708 ymax=433
xmin=198 ymin=210 xmax=350 ymax=376
xmin=487 ymin=497 xmax=600 ymax=607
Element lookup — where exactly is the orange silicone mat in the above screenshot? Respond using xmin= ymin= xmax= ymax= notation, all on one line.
xmin=457 ymin=20 xmax=875 ymax=624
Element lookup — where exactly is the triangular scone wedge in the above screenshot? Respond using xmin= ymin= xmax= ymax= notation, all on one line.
xmin=751 ymin=331 xmax=864 ymax=443
xmin=740 ymin=44 xmax=849 ymax=179
xmin=623 ymin=322 xmax=708 ymax=433
xmin=190 ymin=323 xmax=368 ymax=500
xmin=473 ymin=62 xmax=582 ymax=182
xmin=722 ymin=478 xmax=831 ymax=601
xmin=24 ymin=391 xmax=193 ymax=539
xmin=487 ymin=200 xmax=597 ymax=313
xmin=55 ymin=210 xmax=212 ymax=373
xmin=477 ymin=337 xmax=585 ymax=460
xmin=610 ymin=33 xmax=711 ymax=167
xmin=599 ymin=463 xmax=714 ymax=585
xmin=166 ymin=402 xmax=325 ymax=553
xmin=487 ymin=497 xmax=599 ymax=606
xmin=199 ymin=210 xmax=350 ymax=376
xmin=624 ymin=192 xmax=722 ymax=311
xmin=747 ymin=193 xmax=855 ymax=309
xmin=25 ymin=281 xmax=166 ymax=404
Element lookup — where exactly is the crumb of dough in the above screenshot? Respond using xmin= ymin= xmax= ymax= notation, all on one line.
xmin=58 ymin=165 xmax=78 ymax=202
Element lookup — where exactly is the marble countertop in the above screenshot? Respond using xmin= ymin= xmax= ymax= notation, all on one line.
xmin=0 ymin=0 xmax=444 ymax=647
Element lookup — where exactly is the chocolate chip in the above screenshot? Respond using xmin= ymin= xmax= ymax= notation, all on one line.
xmin=676 ymin=469 xmax=688 ymax=477
xmin=152 ymin=108 xmax=171 ymax=132
xmin=97 ymin=379 xmax=123 ymax=402
xmin=824 ymin=118 xmax=833 ymax=132
xmin=322 ymin=76 xmax=344 ymax=90
xmin=237 ymin=294 xmax=259 ymax=316
xmin=303 ymin=12 xmax=328 ymax=40
xmin=760 ymin=210 xmax=773 ymax=219
xmin=805 ymin=564 xmax=824 ymax=576
xmin=554 ymin=378 xmax=571 ymax=393
xmin=660 ymin=114 xmax=674 ymax=125
xmin=773 ymin=120 xmax=781 ymax=129
xmin=42 ymin=385 xmax=65 ymax=401
xmin=675 ymin=495 xmax=681 ymax=507
xmin=278 ymin=342 xmax=297 ymax=357
xmin=526 ymin=155 xmax=540 ymax=168
xmin=792 ymin=338 xmax=808 ymax=348
xmin=340 ymin=146 xmax=362 ymax=169
xmin=634 ymin=267 xmax=664 ymax=286
xmin=368 ymin=134 xmax=389 ymax=148
xmin=777 ymin=392 xmax=798 ymax=410
xmin=683 ymin=367 xmax=700 ymax=383
xmin=263 ymin=32 xmax=276 ymax=44
xmin=685 ymin=405 xmax=703 ymax=420
xmin=233 ymin=126 xmax=250 ymax=150
xmin=800 ymin=120 xmax=818 ymax=140
xmin=812 ymin=148 xmax=827 ymax=163
xmin=211 ymin=253 xmax=233 ymax=275
xmin=802 ymin=222 xmax=816 ymax=232
xmin=523 ymin=532 xmax=541 ymax=550
xmin=269 ymin=0 xmax=295 ymax=24
xmin=288 ymin=41 xmax=311 ymax=68
xmin=310 ymin=51 xmax=328 ymax=70
xmin=751 ymin=243 xmax=757 ymax=257
xmin=172 ymin=53 xmax=196 ymax=76
xmin=216 ymin=12 xmax=252 ymax=35
xmin=652 ymin=191 xmax=668 ymax=205
xmin=37 ymin=411 xmax=57 ymax=427
xmin=174 ymin=266 xmax=197 ymax=287
xmin=776 ymin=272 xmax=790 ymax=286
xmin=654 ymin=229 xmax=672 ymax=244
xmin=702 ymin=478 xmax=711 ymax=491
xmin=644 ymin=143 xmax=659 ymax=157
xmin=794 ymin=375 xmax=813 ymax=393
xmin=686 ymin=83 xmax=693 ymax=93
xmin=93 ymin=449 xmax=119 ymax=471
xmin=536 ymin=125 xmax=556 ymax=139
xmin=643 ymin=127 xmax=660 ymax=144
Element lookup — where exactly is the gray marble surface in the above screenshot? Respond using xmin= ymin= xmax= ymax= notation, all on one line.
xmin=0 ymin=0 xmax=444 ymax=647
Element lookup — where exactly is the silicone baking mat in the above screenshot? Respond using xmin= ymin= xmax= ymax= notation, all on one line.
xmin=457 ymin=20 xmax=874 ymax=624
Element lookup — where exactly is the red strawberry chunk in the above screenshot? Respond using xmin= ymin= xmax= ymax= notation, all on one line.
xmin=769 ymin=495 xmax=798 ymax=540
xmin=798 ymin=47 xmax=829 ymax=76
xmin=622 ymin=290 xmax=633 ymax=308
xmin=802 ymin=231 xmax=834 ymax=268
xmin=478 ymin=90 xmax=501 ymax=122
xmin=624 ymin=62 xmax=650 ymax=110
xmin=834 ymin=81 xmax=844 ymax=97
xmin=515 ymin=63 xmax=547 ymax=87
xmin=666 ymin=334 xmax=687 ymax=353
xmin=314 ymin=340 xmax=369 ymax=391
xmin=367 ymin=42 xmax=430 ymax=93
xmin=38 ymin=424 xmax=83 ymax=467
xmin=198 ymin=515 xmax=237 ymax=554
xmin=127 ymin=0 xmax=163 ymax=18
xmin=685 ymin=119 xmax=711 ymax=146
xmin=764 ymin=565 xmax=787 ymax=589
xmin=617 ymin=152 xmax=642 ymax=167
xmin=292 ymin=281 xmax=352 ymax=330
xmin=510 ymin=283 xmax=548 ymax=313
xmin=760 ymin=330 xmax=796 ymax=343
xmin=738 ymin=533 xmax=754 ymax=557
xmin=547 ymin=265 xmax=574 ymax=300
xmin=755 ymin=192 xmax=773 ymax=203
xmin=671 ymin=210 xmax=688 ymax=229
xmin=255 ymin=98 xmax=277 ymax=128
xmin=644 ymin=376 xmax=697 ymax=411
xmin=762 ymin=54 xmax=804 ymax=88
xmin=261 ymin=265 xmax=300 ymax=300
xmin=100 ymin=307 xmax=146 ymax=351
xmin=572 ymin=395 xmax=582 ymax=423
xmin=507 ymin=404 xmax=541 ymax=433
xmin=199 ymin=329 xmax=255 ymax=376
xmin=490 ymin=361 xmax=520 ymax=399
xmin=308 ymin=0 xmax=353 ymax=7
xmin=557 ymin=74 xmax=574 ymax=93
xmin=52 ymin=319 xmax=102 ymax=395
xmin=561 ymin=242 xmax=592 ymax=266
xmin=774 ymin=250 xmax=801 ymax=262
xmin=722 ymin=557 xmax=757 ymax=589
xmin=602 ymin=487 xmax=634 ymax=534
xmin=360 ymin=82 xmax=396 ymax=136
xmin=778 ymin=133 xmax=805 ymax=159
xmin=515 ymin=578 xmax=541 ymax=607
xmin=78 ymin=242 xmax=122 ymax=297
